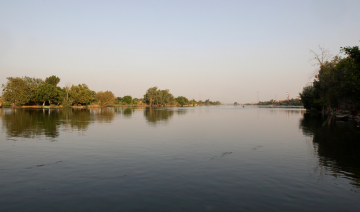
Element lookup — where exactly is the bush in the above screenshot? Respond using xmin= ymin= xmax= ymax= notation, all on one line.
xmin=61 ymin=100 xmax=72 ymax=108
xmin=122 ymin=95 xmax=132 ymax=104
xmin=299 ymin=86 xmax=321 ymax=110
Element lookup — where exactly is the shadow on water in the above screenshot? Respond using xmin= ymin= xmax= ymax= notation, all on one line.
xmin=299 ymin=113 xmax=360 ymax=188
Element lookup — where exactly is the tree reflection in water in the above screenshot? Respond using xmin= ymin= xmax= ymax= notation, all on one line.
xmin=0 ymin=108 xmax=115 ymax=139
xmin=299 ymin=113 xmax=360 ymax=189
xmin=1 ymin=108 xmax=62 ymax=138
xmin=0 ymin=107 xmax=187 ymax=138
xmin=91 ymin=108 xmax=115 ymax=123
xmin=144 ymin=107 xmax=187 ymax=125
xmin=66 ymin=109 xmax=94 ymax=131
xmin=123 ymin=107 xmax=134 ymax=117
xmin=176 ymin=109 xmax=188 ymax=116
xmin=0 ymin=107 xmax=188 ymax=138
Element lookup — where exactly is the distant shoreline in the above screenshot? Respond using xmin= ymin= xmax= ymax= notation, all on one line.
xmin=0 ymin=105 xmax=200 ymax=109
xmin=0 ymin=105 xmax=306 ymax=109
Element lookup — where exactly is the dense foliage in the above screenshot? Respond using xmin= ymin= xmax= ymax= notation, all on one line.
xmin=1 ymin=76 xmax=95 ymax=106
xmin=257 ymin=98 xmax=302 ymax=106
xmin=143 ymin=87 xmax=176 ymax=106
xmin=122 ymin=95 xmax=133 ymax=104
xmin=35 ymin=83 xmax=64 ymax=106
xmin=2 ymin=77 xmax=36 ymax=106
xmin=68 ymin=84 xmax=94 ymax=105
xmin=94 ymin=91 xmax=116 ymax=106
xmin=300 ymin=46 xmax=360 ymax=111
xmin=1 ymin=76 xmax=221 ymax=107
xmin=45 ymin=75 xmax=60 ymax=87
xmin=202 ymin=99 xmax=221 ymax=105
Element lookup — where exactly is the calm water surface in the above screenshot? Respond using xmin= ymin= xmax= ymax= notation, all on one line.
xmin=0 ymin=106 xmax=359 ymax=211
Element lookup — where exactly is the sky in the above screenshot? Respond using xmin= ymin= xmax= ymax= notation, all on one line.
xmin=0 ymin=0 xmax=359 ymax=103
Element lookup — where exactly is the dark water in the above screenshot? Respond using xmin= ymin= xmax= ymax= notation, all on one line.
xmin=0 ymin=106 xmax=359 ymax=211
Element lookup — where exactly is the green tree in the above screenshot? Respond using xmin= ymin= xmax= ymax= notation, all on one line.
xmin=45 ymin=75 xmax=60 ymax=87
xmin=143 ymin=87 xmax=176 ymax=106
xmin=189 ymin=99 xmax=197 ymax=106
xmin=144 ymin=87 xmax=160 ymax=106
xmin=339 ymin=46 xmax=360 ymax=108
xmin=69 ymin=84 xmax=94 ymax=105
xmin=23 ymin=76 xmax=44 ymax=89
xmin=2 ymin=77 xmax=34 ymax=106
xmin=159 ymin=89 xmax=174 ymax=105
xmin=300 ymin=86 xmax=318 ymax=110
xmin=122 ymin=95 xmax=133 ymax=104
xmin=204 ymin=99 xmax=210 ymax=105
xmin=35 ymin=83 xmax=63 ymax=106
xmin=115 ymin=97 xmax=122 ymax=104
xmin=95 ymin=91 xmax=115 ymax=107
xmin=313 ymin=56 xmax=343 ymax=110
xmin=341 ymin=46 xmax=360 ymax=65
xmin=301 ymin=45 xmax=360 ymax=110
xmin=175 ymin=96 xmax=189 ymax=106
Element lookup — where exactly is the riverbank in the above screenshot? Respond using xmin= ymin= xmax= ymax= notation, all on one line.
xmin=327 ymin=109 xmax=360 ymax=122
xmin=0 ymin=104 xmax=200 ymax=109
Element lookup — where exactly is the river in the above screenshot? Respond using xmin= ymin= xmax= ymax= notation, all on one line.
xmin=0 ymin=106 xmax=359 ymax=211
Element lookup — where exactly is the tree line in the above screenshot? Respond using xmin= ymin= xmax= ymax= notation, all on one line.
xmin=1 ymin=77 xmax=221 ymax=107
xmin=256 ymin=98 xmax=302 ymax=106
xmin=299 ymin=45 xmax=360 ymax=111
xmin=143 ymin=86 xmax=220 ymax=106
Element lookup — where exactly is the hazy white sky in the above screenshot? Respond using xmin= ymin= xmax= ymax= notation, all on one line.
xmin=0 ymin=0 xmax=359 ymax=103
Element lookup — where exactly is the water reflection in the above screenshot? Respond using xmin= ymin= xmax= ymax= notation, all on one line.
xmin=300 ymin=113 xmax=360 ymax=188
xmin=0 ymin=108 xmax=116 ymax=138
xmin=92 ymin=108 xmax=116 ymax=123
xmin=176 ymin=109 xmax=188 ymax=115
xmin=144 ymin=108 xmax=176 ymax=125
xmin=0 ymin=107 xmax=189 ymax=138
xmin=65 ymin=109 xmax=94 ymax=131
xmin=1 ymin=109 xmax=63 ymax=138
xmin=123 ymin=107 xmax=134 ymax=117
